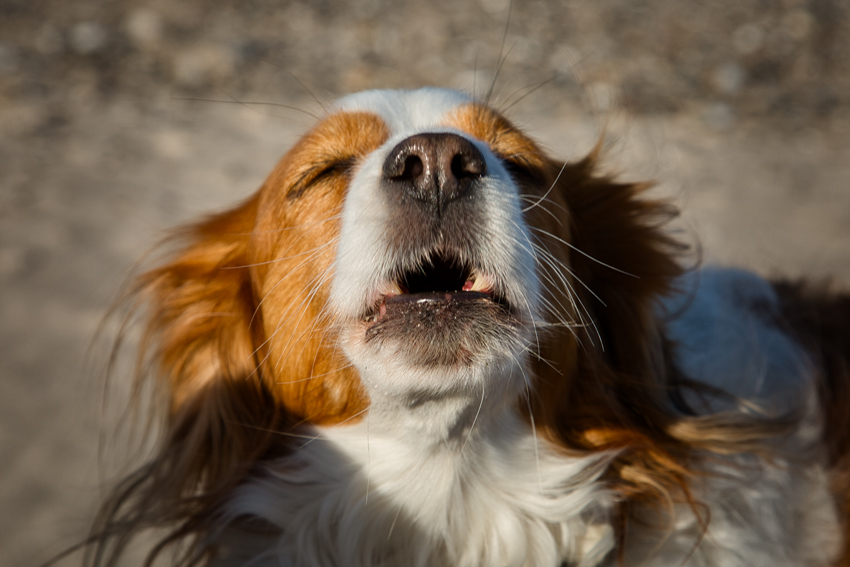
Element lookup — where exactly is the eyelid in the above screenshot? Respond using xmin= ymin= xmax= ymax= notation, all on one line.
xmin=313 ymin=158 xmax=355 ymax=182
xmin=500 ymin=155 xmax=538 ymax=180
xmin=288 ymin=157 xmax=356 ymax=200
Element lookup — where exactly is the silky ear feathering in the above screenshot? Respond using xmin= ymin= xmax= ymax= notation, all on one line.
xmin=88 ymin=88 xmax=850 ymax=567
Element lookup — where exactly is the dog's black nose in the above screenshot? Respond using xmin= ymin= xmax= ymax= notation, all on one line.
xmin=382 ymin=133 xmax=486 ymax=210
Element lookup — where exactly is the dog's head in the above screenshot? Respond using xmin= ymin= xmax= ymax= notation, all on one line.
xmin=115 ymin=87 xmax=684 ymax=559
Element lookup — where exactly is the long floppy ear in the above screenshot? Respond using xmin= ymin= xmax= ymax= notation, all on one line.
xmin=92 ymin=196 xmax=285 ymax=567
xmin=137 ymin=194 xmax=285 ymax=478
xmin=528 ymin=150 xmax=687 ymax=462
xmin=520 ymin=151 xmax=703 ymax=544
xmin=557 ymin=153 xmax=683 ymax=375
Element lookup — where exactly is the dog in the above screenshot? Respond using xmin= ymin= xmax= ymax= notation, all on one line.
xmin=88 ymin=87 xmax=850 ymax=567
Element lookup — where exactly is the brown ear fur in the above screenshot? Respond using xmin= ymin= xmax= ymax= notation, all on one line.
xmin=526 ymin=152 xmax=799 ymax=523
xmin=529 ymin=152 xmax=683 ymax=437
xmin=526 ymin=152 xmax=698 ymax=513
xmin=556 ymin=153 xmax=683 ymax=378
xmin=89 ymin=197 xmax=287 ymax=567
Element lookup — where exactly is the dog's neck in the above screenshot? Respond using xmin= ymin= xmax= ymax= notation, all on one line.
xmin=365 ymin=394 xmax=497 ymax=449
xmin=360 ymin=385 xmax=525 ymax=455
xmin=351 ymin=354 xmax=531 ymax=448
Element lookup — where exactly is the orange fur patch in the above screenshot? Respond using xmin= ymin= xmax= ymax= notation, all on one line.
xmin=250 ymin=111 xmax=389 ymax=424
xmin=149 ymin=111 xmax=390 ymax=427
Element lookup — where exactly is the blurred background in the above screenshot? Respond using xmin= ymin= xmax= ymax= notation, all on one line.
xmin=1 ymin=0 xmax=849 ymax=564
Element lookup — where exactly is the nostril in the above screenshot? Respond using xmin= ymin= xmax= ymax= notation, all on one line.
xmin=402 ymin=155 xmax=424 ymax=181
xmin=451 ymin=151 xmax=486 ymax=180
xmin=383 ymin=144 xmax=425 ymax=180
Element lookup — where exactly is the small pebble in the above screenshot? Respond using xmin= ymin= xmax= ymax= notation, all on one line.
xmin=733 ymin=23 xmax=765 ymax=55
xmin=711 ymin=62 xmax=745 ymax=95
xmin=126 ymin=9 xmax=163 ymax=48
xmin=70 ymin=22 xmax=107 ymax=54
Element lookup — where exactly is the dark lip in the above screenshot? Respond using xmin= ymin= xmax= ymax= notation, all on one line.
xmin=366 ymin=289 xmax=512 ymax=324
xmin=386 ymin=290 xmax=491 ymax=304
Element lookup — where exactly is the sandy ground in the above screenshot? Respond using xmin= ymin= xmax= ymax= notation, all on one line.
xmin=1 ymin=0 xmax=849 ymax=565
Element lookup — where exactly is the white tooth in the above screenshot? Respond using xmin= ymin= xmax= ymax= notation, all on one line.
xmin=471 ymin=274 xmax=493 ymax=292
xmin=379 ymin=280 xmax=402 ymax=296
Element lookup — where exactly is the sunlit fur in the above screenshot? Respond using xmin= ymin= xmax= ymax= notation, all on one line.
xmin=86 ymin=88 xmax=850 ymax=567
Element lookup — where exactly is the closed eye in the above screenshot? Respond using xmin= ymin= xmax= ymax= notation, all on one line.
xmin=288 ymin=157 xmax=356 ymax=200
xmin=501 ymin=156 xmax=542 ymax=184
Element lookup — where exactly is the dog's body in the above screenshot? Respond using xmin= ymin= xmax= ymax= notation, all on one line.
xmin=92 ymin=88 xmax=850 ymax=567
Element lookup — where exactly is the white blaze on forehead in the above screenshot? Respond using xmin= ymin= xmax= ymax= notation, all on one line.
xmin=333 ymin=88 xmax=472 ymax=133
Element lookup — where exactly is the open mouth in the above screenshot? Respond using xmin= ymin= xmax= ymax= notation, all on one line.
xmin=360 ymin=250 xmax=524 ymax=367
xmin=366 ymin=251 xmax=508 ymax=323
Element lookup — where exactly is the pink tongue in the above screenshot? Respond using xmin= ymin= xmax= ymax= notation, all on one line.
xmin=462 ymin=280 xmax=474 ymax=291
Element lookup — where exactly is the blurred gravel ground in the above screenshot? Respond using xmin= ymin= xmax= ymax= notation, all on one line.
xmin=1 ymin=0 xmax=849 ymax=565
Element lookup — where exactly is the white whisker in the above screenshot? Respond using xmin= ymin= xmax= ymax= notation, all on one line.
xmin=460 ymin=382 xmax=486 ymax=456
xmin=522 ymin=158 xmax=569 ymax=214
xmin=530 ymin=225 xmax=638 ymax=278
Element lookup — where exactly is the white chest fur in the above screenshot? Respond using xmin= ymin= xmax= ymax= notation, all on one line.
xmin=223 ymin=408 xmax=615 ymax=567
